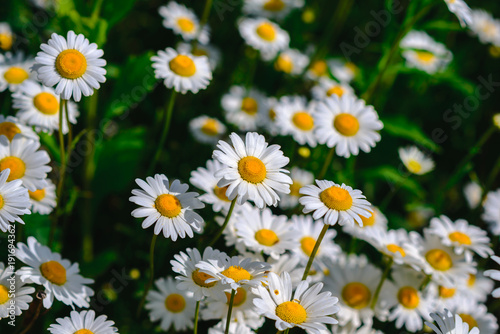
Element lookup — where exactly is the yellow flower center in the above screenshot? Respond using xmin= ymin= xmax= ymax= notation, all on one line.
xmin=241 ymin=97 xmax=259 ymax=115
xmin=275 ymin=54 xmax=293 ymax=73
xmin=407 ymin=159 xmax=422 ymax=174
xmin=292 ymin=112 xmax=314 ymax=131
xmin=256 ymin=22 xmax=276 ymax=42
xmin=387 ymin=244 xmax=406 ymax=257
xmin=192 ymin=49 xmax=208 ymax=57
xmin=425 ymin=249 xmax=453 ymax=271
xmin=40 ymin=261 xmax=67 ymax=286
xmin=482 ymin=22 xmax=497 ymax=37
xmin=334 ymin=113 xmax=360 ymax=137
xmin=327 ymin=86 xmax=345 ymax=97
xmin=342 ymin=282 xmax=371 ymax=309
xmin=255 ymin=228 xmax=279 ymax=246
xmin=192 ymin=269 xmax=216 ymax=288
xmin=0 ymin=195 xmax=4 ymax=209
xmin=154 ymin=194 xmax=182 ymax=218
xmin=459 ymin=314 xmax=478 ymax=329
xmin=225 ymin=287 xmax=247 ymax=306
xmin=55 ymin=49 xmax=87 ymax=79
xmin=238 ymin=156 xmax=266 ymax=184
xmin=0 ymin=33 xmax=13 ymax=51
xmin=74 ymin=330 xmax=94 ymax=334
xmin=0 ymin=156 xmax=26 ymax=181
xmin=300 ymin=236 xmax=318 ymax=256
xmin=438 ymin=286 xmax=456 ymax=299
xmin=221 ymin=266 xmax=251 ymax=282
xmin=415 ymin=51 xmax=435 ymax=64
xmin=33 ymin=92 xmax=59 ymax=115
xmin=0 ymin=122 xmax=21 ymax=141
xmin=320 ymin=186 xmax=353 ymax=211
xmin=268 ymin=108 xmax=276 ymax=120
xmin=275 ymin=301 xmax=307 ymax=324
xmin=467 ymin=274 xmax=476 ymax=287
xmin=310 ymin=60 xmax=327 ymax=77
xmin=0 ymin=285 xmax=9 ymax=304
xmin=200 ymin=119 xmax=219 ymax=136
xmin=346 ymin=62 xmax=357 ymax=72
xmin=213 ymin=185 xmax=230 ymax=202
xmin=169 ymin=55 xmax=196 ymax=77
xmin=263 ymin=0 xmax=285 ymax=11
xmin=164 ymin=293 xmax=186 ymax=313
xmin=360 ymin=211 xmax=375 ymax=227
xmin=29 ymin=189 xmax=46 ymax=202
xmin=290 ymin=181 xmax=302 ymax=197
xmin=177 ymin=17 xmax=195 ymax=32
xmin=448 ymin=231 xmax=471 ymax=245
xmin=397 ymin=286 xmax=419 ymax=309
xmin=3 ymin=67 xmax=29 ymax=84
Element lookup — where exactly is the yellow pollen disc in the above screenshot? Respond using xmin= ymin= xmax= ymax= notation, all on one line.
xmin=360 ymin=211 xmax=375 ymax=227
xmin=200 ymin=119 xmax=219 ymax=136
xmin=275 ymin=54 xmax=293 ymax=73
xmin=40 ymin=261 xmax=67 ymax=286
xmin=263 ymin=0 xmax=285 ymax=11
xmin=169 ymin=55 xmax=196 ymax=77
xmin=0 ymin=122 xmax=21 ymax=141
xmin=300 ymin=236 xmax=318 ymax=256
xmin=256 ymin=22 xmax=276 ymax=42
xmin=407 ymin=159 xmax=422 ymax=174
xmin=241 ymin=97 xmax=259 ymax=115
xmin=74 ymin=330 xmax=94 ymax=334
xmin=221 ymin=266 xmax=251 ymax=282
xmin=155 ymin=194 xmax=182 ymax=218
xmin=192 ymin=269 xmax=216 ymax=288
xmin=292 ymin=112 xmax=314 ymax=131
xmin=268 ymin=109 xmax=276 ymax=120
xmin=0 ymin=156 xmax=26 ymax=181
xmin=164 ymin=293 xmax=186 ymax=313
xmin=415 ymin=51 xmax=435 ymax=64
xmin=387 ymin=244 xmax=406 ymax=257
xmin=327 ymin=86 xmax=345 ymax=97
xmin=29 ymin=189 xmax=46 ymax=202
xmin=448 ymin=231 xmax=472 ymax=245
xmin=255 ymin=228 xmax=279 ymax=246
xmin=0 ymin=285 xmax=9 ymax=304
xmin=342 ymin=282 xmax=371 ymax=309
xmin=0 ymin=195 xmax=4 ymax=210
xmin=0 ymin=33 xmax=13 ymax=51
xmin=346 ymin=62 xmax=357 ymax=72
xmin=397 ymin=286 xmax=419 ymax=309
xmin=213 ymin=185 xmax=231 ymax=202
xmin=55 ymin=49 xmax=87 ymax=79
xmin=459 ymin=314 xmax=478 ymax=329
xmin=192 ymin=49 xmax=208 ymax=57
xmin=290 ymin=181 xmax=302 ymax=197
xmin=334 ymin=113 xmax=360 ymax=137
xmin=310 ymin=60 xmax=327 ymax=77
xmin=3 ymin=67 xmax=29 ymax=84
xmin=33 ymin=92 xmax=59 ymax=115
xmin=467 ymin=274 xmax=476 ymax=287
xmin=320 ymin=186 xmax=353 ymax=211
xmin=425 ymin=249 xmax=453 ymax=271
xmin=177 ymin=17 xmax=195 ymax=32
xmin=225 ymin=287 xmax=247 ymax=306
xmin=238 ymin=156 xmax=266 ymax=184
xmin=438 ymin=286 xmax=456 ymax=298
xmin=275 ymin=301 xmax=307 ymax=324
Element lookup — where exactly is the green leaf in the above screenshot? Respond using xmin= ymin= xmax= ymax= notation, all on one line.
xmin=100 ymin=0 xmax=138 ymax=27
xmin=39 ymin=132 xmax=61 ymax=163
xmin=23 ymin=214 xmax=51 ymax=245
xmin=422 ymin=20 xmax=462 ymax=31
xmin=382 ymin=116 xmax=441 ymax=152
xmin=434 ymin=71 xmax=476 ymax=96
xmin=361 ymin=166 xmax=425 ymax=198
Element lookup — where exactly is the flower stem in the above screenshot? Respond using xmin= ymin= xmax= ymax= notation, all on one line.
xmin=301 ymin=224 xmax=329 ymax=281
xmin=318 ymin=147 xmax=335 ymax=180
xmin=136 ymin=233 xmax=158 ymax=317
xmin=419 ymin=274 xmax=432 ymax=291
xmin=192 ymin=0 xmax=213 ymax=52
xmin=209 ymin=198 xmax=237 ymax=248
xmin=194 ymin=300 xmax=201 ymax=334
xmin=370 ymin=257 xmax=393 ymax=309
xmin=224 ymin=289 xmax=236 ymax=334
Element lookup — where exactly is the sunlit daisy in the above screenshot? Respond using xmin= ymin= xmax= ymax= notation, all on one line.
xmin=443 ymin=0 xmax=472 ymax=27
xmin=274 ymin=48 xmax=309 ymax=76
xmin=0 ymin=262 xmax=35 ymax=319
xmin=305 ymin=59 xmax=330 ymax=81
xmin=159 ymin=2 xmax=210 ymax=44
xmin=464 ymin=181 xmax=482 ymax=209
xmin=48 ymin=310 xmax=118 ymax=334
xmin=209 ymin=321 xmax=254 ymax=334
xmin=426 ymin=309 xmax=479 ymax=334
xmin=0 ymin=52 xmax=34 ymax=92
xmin=428 ymin=281 xmax=464 ymax=310
xmin=212 ymin=132 xmax=292 ymax=208
xmin=146 ymin=276 xmax=196 ymax=331
xmin=177 ymin=42 xmax=221 ymax=70
xmin=400 ymin=30 xmax=452 ymax=74
xmin=484 ymin=255 xmax=500 ymax=298
xmin=342 ymin=206 xmax=388 ymax=240
xmin=0 ymin=169 xmax=31 ymax=233
xmin=482 ymin=189 xmax=500 ymax=235
xmin=222 ymin=85 xmax=267 ymax=131
xmin=0 ymin=115 xmax=38 ymax=143
xmin=28 ymin=178 xmax=56 ymax=215
xmin=32 ymin=31 xmax=107 ymax=102
xmin=189 ymin=115 xmax=226 ymax=145
xmin=253 ymin=271 xmax=339 ymax=334
xmin=461 ymin=271 xmax=494 ymax=303
xmin=399 ymin=146 xmax=435 ymax=175
xmin=130 ymin=174 xmax=204 ymax=241
xmin=299 ymin=180 xmax=372 ymax=226
xmin=279 ymin=167 xmax=313 ymax=209
xmin=469 ymin=10 xmax=500 ymax=46
xmin=239 ymin=17 xmax=290 ymax=60
xmin=275 ymin=95 xmax=317 ymax=147
xmin=328 ymin=59 xmax=358 ymax=83
xmin=0 ymin=23 xmax=13 ymax=51
xmin=242 ymin=0 xmax=304 ymax=20
xmin=16 ymin=236 xmax=94 ymax=308
xmin=311 ymin=77 xmax=354 ymax=101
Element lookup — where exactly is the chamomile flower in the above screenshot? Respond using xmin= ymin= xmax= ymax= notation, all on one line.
xmin=189 ymin=115 xmax=226 ymax=145
xmin=469 ymin=10 xmax=500 ymax=46
xmin=47 ymin=310 xmax=118 ymax=334
xmin=222 ymin=85 xmax=267 ymax=131
xmin=275 ymin=95 xmax=317 ymax=147
xmin=0 ymin=23 xmax=13 ymax=51
xmin=151 ymin=47 xmax=212 ymax=94
xmin=482 ymin=189 xmax=500 ymax=235
xmin=0 ymin=115 xmax=38 ymax=142
xmin=279 ymin=167 xmax=314 ymax=209
xmin=0 ymin=52 xmax=34 ymax=92
xmin=399 ymin=146 xmax=435 ymax=175
xmin=328 ymin=59 xmax=358 ymax=83
xmin=305 ymin=59 xmax=330 ymax=81
xmin=0 ymin=262 xmax=35 ymax=319
xmin=266 ymin=254 xmax=304 ymax=287
xmin=427 ymin=215 xmax=493 ymax=259
xmin=342 ymin=206 xmax=388 ymax=240
xmin=464 ymin=181 xmax=482 ymax=209
xmin=0 ymin=135 xmax=51 ymax=191
xmin=28 ymin=178 xmax=57 ymax=215
xmin=443 ymin=0 xmax=472 ymax=27
xmin=130 ymin=174 xmax=204 ymax=241
xmin=452 ymin=301 xmax=499 ymax=334
xmin=400 ymin=31 xmax=452 ymax=74
xmin=212 ymin=132 xmax=292 ymax=208
xmin=484 ymin=255 xmax=500 ymax=298
xmin=0 ymin=169 xmax=31 ymax=233
xmin=177 ymin=42 xmax=221 ymax=70
xmin=159 ymin=2 xmax=210 ymax=44
xmin=209 ymin=321 xmax=254 ymax=334
xmin=145 ymin=276 xmax=196 ymax=332
xmin=311 ymin=77 xmax=354 ymax=101
xmin=313 ymin=95 xmax=383 ymax=158
xmin=12 ymin=80 xmax=79 ymax=134
xmin=299 ymin=180 xmax=372 ymax=226
xmin=32 ymin=31 xmax=107 ymax=102
xmin=426 ymin=309 xmax=479 ymax=334
xmin=274 ymin=48 xmax=309 ymax=76
xmin=428 ymin=282 xmax=464 ymax=309
xmin=259 ymin=96 xmax=280 ymax=135
xmin=461 ymin=272 xmax=494 ymax=303
xmin=16 ymin=236 xmax=94 ymax=309
xmin=242 ymin=0 xmax=304 ymax=20
xmin=239 ymin=18 xmax=290 ymax=60
xmin=253 ymin=271 xmax=339 ymax=334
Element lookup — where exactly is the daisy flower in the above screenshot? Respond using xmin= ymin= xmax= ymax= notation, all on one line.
xmin=279 ymin=166 xmax=314 ymax=209
xmin=238 ymin=17 xmax=290 ymax=60
xmin=469 ymin=10 xmax=500 ymax=46
xmin=266 ymin=254 xmax=304 ymax=287
xmin=328 ymin=59 xmax=358 ymax=83
xmin=159 ymin=2 xmax=210 ymax=44
xmin=313 ymin=94 xmax=383 ymax=158
xmin=275 ymin=95 xmax=317 ymax=147
xmin=32 ymin=31 xmax=107 ymax=102
xmin=299 ymin=180 xmax=372 ymax=226
xmin=177 ymin=42 xmax=221 ymax=70
xmin=331 ymin=324 xmax=384 ymax=334
xmin=463 ymin=181 xmax=482 ymax=209
xmin=0 ymin=135 xmax=51 ymax=191
xmin=274 ymin=48 xmax=309 ymax=76
xmin=145 ymin=276 xmax=196 ymax=332
xmin=253 ymin=271 xmax=339 ymax=334
xmin=427 ymin=282 xmax=464 ymax=310
xmin=443 ymin=0 xmax=472 ymax=27
xmin=399 ymin=146 xmax=435 ymax=175
xmin=305 ymin=59 xmax=330 ymax=81
xmin=13 ymin=80 xmax=79 ymax=134
xmin=28 ymin=178 xmax=56 ymax=215
xmin=311 ymin=77 xmax=355 ymax=101
xmin=209 ymin=321 xmax=254 ymax=334
xmin=16 ymin=236 xmax=94 ymax=309
xmin=48 ymin=310 xmax=118 ymax=334
xmin=221 ymin=85 xmax=267 ymax=131
xmin=0 ymin=169 xmax=31 ymax=233
xmin=242 ymin=0 xmax=304 ymax=20
xmin=0 ymin=115 xmax=38 ymax=142
xmin=129 ymin=174 xmax=204 ymax=241
xmin=484 ymin=255 xmax=500 ymax=298
xmin=482 ymin=189 xmax=500 ymax=235
xmin=259 ymin=96 xmax=280 ymax=135
xmin=426 ymin=309 xmax=479 ymax=334
xmin=452 ymin=300 xmax=499 ymax=334
xmin=189 ymin=115 xmax=226 ymax=145
xmin=427 ymin=215 xmax=493 ymax=259
xmin=0 ymin=52 xmax=34 ymax=92
xmin=0 ymin=262 xmax=35 ymax=319
xmin=212 ymin=132 xmax=292 ymax=208
xmin=342 ymin=206 xmax=388 ymax=240
xmin=0 ymin=23 xmax=13 ymax=51
xmin=461 ymin=272 xmax=494 ymax=303
xmin=151 ymin=47 xmax=212 ymax=94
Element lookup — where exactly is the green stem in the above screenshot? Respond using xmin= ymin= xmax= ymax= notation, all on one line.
xmin=370 ymin=257 xmax=393 ymax=309
xmin=209 ymin=199 xmax=237 ymax=248
xmin=136 ymin=234 xmax=158 ymax=317
xmin=192 ymin=0 xmax=213 ymax=51
xmin=419 ymin=274 xmax=432 ymax=291
xmin=318 ymin=147 xmax=335 ymax=179
xmin=224 ymin=290 xmax=236 ymax=334
xmin=301 ymin=224 xmax=329 ymax=281
xmin=194 ymin=300 xmax=201 ymax=334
